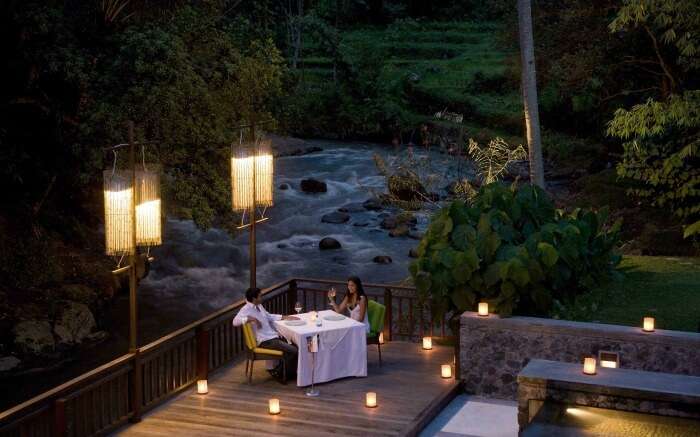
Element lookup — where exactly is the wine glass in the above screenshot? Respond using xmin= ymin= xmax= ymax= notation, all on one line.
xmin=294 ymin=301 xmax=302 ymax=315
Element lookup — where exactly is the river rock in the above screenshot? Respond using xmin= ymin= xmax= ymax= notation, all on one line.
xmin=301 ymin=178 xmax=327 ymax=193
xmin=53 ymin=301 xmax=96 ymax=345
xmin=0 ymin=356 xmax=21 ymax=372
xmin=362 ymin=198 xmax=383 ymax=211
xmin=388 ymin=172 xmax=426 ymax=201
xmin=321 ymin=212 xmax=350 ymax=224
xmin=381 ymin=214 xmax=417 ymax=230
xmin=13 ymin=320 xmax=55 ymax=355
xmin=373 ymin=255 xmax=392 ymax=264
xmin=338 ymin=203 xmax=366 ymax=213
xmin=353 ymin=221 xmax=370 ymax=227
xmin=409 ymin=248 xmax=419 ymax=258
xmin=389 ymin=225 xmax=410 ymax=237
xmin=319 ymin=237 xmax=342 ymax=250
xmin=279 ymin=183 xmax=290 ymax=190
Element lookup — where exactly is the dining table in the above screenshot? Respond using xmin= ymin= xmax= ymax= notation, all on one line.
xmin=274 ymin=310 xmax=367 ymax=387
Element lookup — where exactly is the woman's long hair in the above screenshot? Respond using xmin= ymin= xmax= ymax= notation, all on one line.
xmin=346 ymin=276 xmax=366 ymax=306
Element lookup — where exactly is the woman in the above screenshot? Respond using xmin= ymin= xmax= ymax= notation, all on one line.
xmin=329 ymin=276 xmax=370 ymax=333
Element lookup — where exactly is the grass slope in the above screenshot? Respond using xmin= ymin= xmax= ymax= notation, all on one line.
xmin=561 ymin=256 xmax=700 ymax=332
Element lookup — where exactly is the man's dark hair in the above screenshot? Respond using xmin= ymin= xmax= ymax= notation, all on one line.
xmin=245 ymin=287 xmax=262 ymax=303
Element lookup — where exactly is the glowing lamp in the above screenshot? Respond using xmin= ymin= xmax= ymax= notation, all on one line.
xmin=135 ymin=167 xmax=162 ymax=246
xmin=365 ymin=392 xmax=377 ymax=408
xmin=231 ymin=141 xmax=274 ymax=211
xmin=103 ymin=171 xmax=134 ymax=255
xmin=441 ymin=364 xmax=452 ymax=379
xmin=583 ymin=357 xmax=597 ymax=375
xmin=478 ymin=302 xmax=489 ymax=317
xmin=643 ymin=317 xmax=655 ymax=332
xmin=268 ymin=398 xmax=280 ymax=415
xmin=196 ymin=380 xmax=208 ymax=394
xmin=422 ymin=337 xmax=432 ymax=350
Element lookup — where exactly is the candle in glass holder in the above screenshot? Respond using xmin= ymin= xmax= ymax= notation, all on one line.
xmin=583 ymin=357 xmax=597 ymax=375
xmin=478 ymin=302 xmax=489 ymax=317
xmin=269 ymin=398 xmax=280 ymax=415
xmin=422 ymin=337 xmax=432 ymax=350
xmin=379 ymin=332 xmax=385 ymax=344
xmin=196 ymin=380 xmax=208 ymax=394
xmin=310 ymin=311 xmax=318 ymax=322
xmin=366 ymin=392 xmax=377 ymax=408
xmin=643 ymin=317 xmax=655 ymax=332
xmin=441 ymin=364 xmax=452 ymax=378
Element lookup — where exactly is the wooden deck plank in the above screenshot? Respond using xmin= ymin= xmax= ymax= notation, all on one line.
xmin=112 ymin=342 xmax=455 ymax=436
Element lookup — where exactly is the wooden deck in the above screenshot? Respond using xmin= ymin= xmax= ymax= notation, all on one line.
xmin=113 ymin=342 xmax=456 ymax=437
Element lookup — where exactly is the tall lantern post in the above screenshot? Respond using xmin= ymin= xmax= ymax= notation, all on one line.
xmin=231 ymin=123 xmax=273 ymax=290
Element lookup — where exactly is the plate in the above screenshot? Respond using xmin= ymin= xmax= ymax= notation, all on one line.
xmin=323 ymin=314 xmax=345 ymax=321
xmin=284 ymin=320 xmax=306 ymax=326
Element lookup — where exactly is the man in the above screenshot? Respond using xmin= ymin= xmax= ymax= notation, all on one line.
xmin=233 ymin=287 xmax=299 ymax=381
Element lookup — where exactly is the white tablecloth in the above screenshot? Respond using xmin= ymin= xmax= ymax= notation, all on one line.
xmin=274 ymin=310 xmax=367 ymax=387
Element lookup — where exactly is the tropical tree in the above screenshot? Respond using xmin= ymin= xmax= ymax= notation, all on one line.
xmin=517 ymin=0 xmax=545 ymax=188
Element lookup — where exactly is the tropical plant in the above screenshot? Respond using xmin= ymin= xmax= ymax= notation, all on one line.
xmin=467 ymin=137 xmax=527 ymax=185
xmin=410 ymin=183 xmax=622 ymax=320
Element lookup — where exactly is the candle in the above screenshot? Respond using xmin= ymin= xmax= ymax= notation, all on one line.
xmin=196 ymin=380 xmax=208 ymax=394
xmin=422 ymin=337 xmax=432 ymax=350
xmin=310 ymin=311 xmax=317 ymax=321
xmin=379 ymin=332 xmax=385 ymax=344
xmin=269 ymin=398 xmax=280 ymax=415
xmin=366 ymin=392 xmax=377 ymax=408
xmin=643 ymin=317 xmax=655 ymax=332
xmin=583 ymin=357 xmax=597 ymax=375
xmin=478 ymin=302 xmax=488 ymax=317
xmin=441 ymin=364 xmax=452 ymax=378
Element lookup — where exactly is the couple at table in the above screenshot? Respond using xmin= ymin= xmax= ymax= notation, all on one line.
xmin=232 ymin=276 xmax=369 ymax=382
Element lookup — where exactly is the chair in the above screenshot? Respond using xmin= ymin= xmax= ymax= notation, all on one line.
xmin=242 ymin=322 xmax=286 ymax=384
xmin=367 ymin=300 xmax=386 ymax=366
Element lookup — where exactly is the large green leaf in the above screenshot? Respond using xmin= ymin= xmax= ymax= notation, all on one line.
xmin=451 ymin=224 xmax=477 ymax=251
xmin=537 ymin=242 xmax=559 ymax=267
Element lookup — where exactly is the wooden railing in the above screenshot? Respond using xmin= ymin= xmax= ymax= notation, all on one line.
xmin=0 ymin=278 xmax=451 ymax=437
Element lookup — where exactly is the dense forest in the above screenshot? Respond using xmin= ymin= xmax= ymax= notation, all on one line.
xmin=0 ymin=0 xmax=698 ymax=396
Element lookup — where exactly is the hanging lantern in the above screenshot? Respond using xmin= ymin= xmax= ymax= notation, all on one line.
xmin=135 ymin=166 xmax=162 ymax=246
xmin=231 ymin=139 xmax=274 ymax=211
xmin=103 ymin=170 xmax=134 ymax=256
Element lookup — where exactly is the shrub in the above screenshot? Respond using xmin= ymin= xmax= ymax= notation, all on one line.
xmin=410 ymin=183 xmax=622 ymax=318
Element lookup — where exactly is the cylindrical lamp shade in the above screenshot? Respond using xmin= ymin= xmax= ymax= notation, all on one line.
xmin=135 ymin=167 xmax=162 ymax=246
xmin=231 ymin=141 xmax=274 ymax=210
xmin=103 ymin=170 xmax=134 ymax=256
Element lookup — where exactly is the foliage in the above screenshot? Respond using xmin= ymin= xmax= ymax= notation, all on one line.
xmin=608 ymin=0 xmax=700 ymax=239
xmin=410 ymin=183 xmax=622 ymax=318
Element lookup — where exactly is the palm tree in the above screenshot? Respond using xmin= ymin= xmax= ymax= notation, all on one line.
xmin=517 ymin=0 xmax=545 ymax=188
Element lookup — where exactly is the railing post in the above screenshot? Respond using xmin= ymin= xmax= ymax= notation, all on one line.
xmin=287 ymin=279 xmax=297 ymax=316
xmin=130 ymin=351 xmax=142 ymax=423
xmin=196 ymin=326 xmax=210 ymax=381
xmin=383 ymin=288 xmax=393 ymax=342
xmin=53 ymin=398 xmax=66 ymax=437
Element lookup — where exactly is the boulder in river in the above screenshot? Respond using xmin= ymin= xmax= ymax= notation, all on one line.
xmin=373 ymin=255 xmax=393 ymax=264
xmin=301 ymin=178 xmax=327 ymax=193
xmin=321 ymin=212 xmax=350 ymax=224
xmin=362 ymin=198 xmax=383 ymax=211
xmin=53 ymin=301 xmax=96 ymax=346
xmin=13 ymin=320 xmax=55 ymax=355
xmin=279 ymin=183 xmax=290 ymax=190
xmin=408 ymin=248 xmax=419 ymax=258
xmin=353 ymin=221 xmax=370 ymax=227
xmin=319 ymin=237 xmax=342 ymax=250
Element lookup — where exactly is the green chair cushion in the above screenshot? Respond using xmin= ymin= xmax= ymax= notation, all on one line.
xmin=367 ymin=300 xmax=385 ymax=338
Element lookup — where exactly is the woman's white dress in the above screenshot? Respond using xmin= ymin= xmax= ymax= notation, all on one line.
xmin=349 ymin=300 xmax=370 ymax=333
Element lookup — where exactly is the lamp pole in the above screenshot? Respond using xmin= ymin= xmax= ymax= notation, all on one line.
xmin=249 ymin=120 xmax=257 ymax=290
xmin=127 ymin=120 xmax=139 ymax=352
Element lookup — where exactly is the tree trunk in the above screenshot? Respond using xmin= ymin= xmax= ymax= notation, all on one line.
xmin=517 ymin=0 xmax=545 ymax=188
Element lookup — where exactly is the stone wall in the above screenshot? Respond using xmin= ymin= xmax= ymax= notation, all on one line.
xmin=459 ymin=312 xmax=700 ymax=400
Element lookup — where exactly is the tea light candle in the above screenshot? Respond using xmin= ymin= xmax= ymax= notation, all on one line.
xmin=441 ymin=364 xmax=452 ymax=378
xmin=422 ymin=337 xmax=432 ymax=350
xmin=269 ymin=398 xmax=280 ymax=415
xmin=310 ymin=311 xmax=318 ymax=322
xmin=478 ymin=302 xmax=488 ymax=317
xmin=583 ymin=357 xmax=597 ymax=375
xmin=643 ymin=317 xmax=655 ymax=332
xmin=379 ymin=332 xmax=385 ymax=344
xmin=366 ymin=392 xmax=377 ymax=408
xmin=196 ymin=379 xmax=208 ymax=394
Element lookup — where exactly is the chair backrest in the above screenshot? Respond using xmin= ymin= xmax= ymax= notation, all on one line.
xmin=242 ymin=322 xmax=257 ymax=351
xmin=367 ymin=300 xmax=386 ymax=336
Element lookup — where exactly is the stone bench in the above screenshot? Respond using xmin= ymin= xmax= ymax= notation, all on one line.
xmin=517 ymin=359 xmax=700 ymax=430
